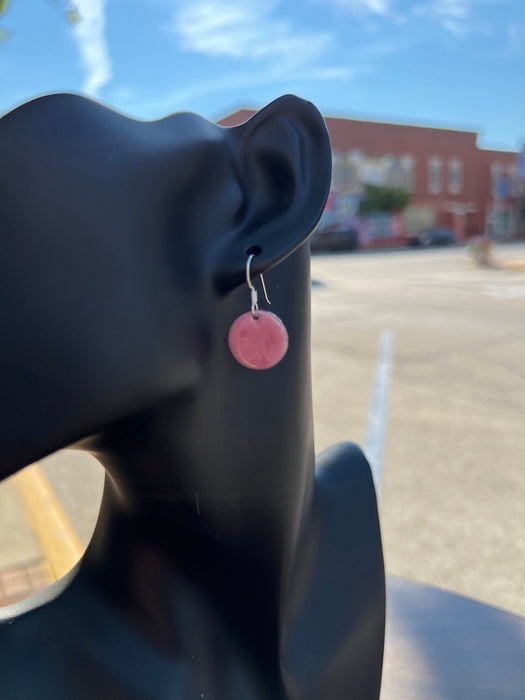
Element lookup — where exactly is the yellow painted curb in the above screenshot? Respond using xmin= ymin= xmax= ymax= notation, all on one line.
xmin=12 ymin=464 xmax=83 ymax=581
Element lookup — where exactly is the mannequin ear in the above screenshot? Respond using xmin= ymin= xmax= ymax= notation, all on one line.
xmin=212 ymin=95 xmax=331 ymax=294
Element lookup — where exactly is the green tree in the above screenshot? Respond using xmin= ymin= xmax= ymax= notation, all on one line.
xmin=0 ymin=0 xmax=10 ymax=40
xmin=358 ymin=184 xmax=411 ymax=216
xmin=0 ymin=0 xmax=79 ymax=41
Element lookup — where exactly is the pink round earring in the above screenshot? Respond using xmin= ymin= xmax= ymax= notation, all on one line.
xmin=228 ymin=253 xmax=288 ymax=370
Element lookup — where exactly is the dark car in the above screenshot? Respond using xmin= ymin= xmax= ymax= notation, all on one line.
xmin=310 ymin=226 xmax=360 ymax=252
xmin=410 ymin=227 xmax=456 ymax=247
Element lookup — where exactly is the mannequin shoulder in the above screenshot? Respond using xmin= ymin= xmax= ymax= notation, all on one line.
xmin=315 ymin=441 xmax=377 ymax=497
xmin=281 ymin=443 xmax=384 ymax=699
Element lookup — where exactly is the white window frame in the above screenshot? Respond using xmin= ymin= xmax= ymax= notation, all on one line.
xmin=400 ymin=155 xmax=415 ymax=192
xmin=383 ymin=155 xmax=395 ymax=187
xmin=345 ymin=149 xmax=362 ymax=190
xmin=427 ymin=156 xmax=442 ymax=194
xmin=332 ymin=150 xmax=343 ymax=190
xmin=491 ymin=161 xmax=503 ymax=199
xmin=447 ymin=157 xmax=462 ymax=195
xmin=508 ymin=167 xmax=518 ymax=197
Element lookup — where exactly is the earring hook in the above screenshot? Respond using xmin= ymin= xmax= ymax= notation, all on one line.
xmin=246 ymin=253 xmax=271 ymax=318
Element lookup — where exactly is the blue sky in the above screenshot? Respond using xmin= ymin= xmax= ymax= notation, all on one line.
xmin=1 ymin=0 xmax=523 ymax=150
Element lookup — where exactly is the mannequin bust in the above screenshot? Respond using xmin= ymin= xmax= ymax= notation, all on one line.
xmin=0 ymin=94 xmax=384 ymax=698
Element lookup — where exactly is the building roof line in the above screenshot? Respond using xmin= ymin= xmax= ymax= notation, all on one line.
xmin=216 ymin=107 xmax=256 ymax=123
xmin=322 ymin=113 xmax=479 ymax=137
xmin=218 ymin=106 xmax=479 ymax=137
xmin=477 ymin=145 xmax=519 ymax=155
xmin=218 ymin=108 xmax=518 ymax=155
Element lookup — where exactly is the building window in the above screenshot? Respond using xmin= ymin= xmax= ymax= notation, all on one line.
xmin=508 ymin=167 xmax=518 ymax=197
xmin=332 ymin=150 xmax=343 ymax=190
xmin=383 ymin=155 xmax=395 ymax=186
xmin=491 ymin=161 xmax=504 ymax=199
xmin=447 ymin=158 xmax=462 ymax=194
xmin=388 ymin=158 xmax=402 ymax=188
xmin=400 ymin=155 xmax=414 ymax=192
xmin=345 ymin=149 xmax=362 ymax=191
xmin=427 ymin=156 xmax=442 ymax=194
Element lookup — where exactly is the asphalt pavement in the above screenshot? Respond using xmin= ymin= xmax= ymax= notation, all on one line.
xmin=311 ymin=242 xmax=525 ymax=617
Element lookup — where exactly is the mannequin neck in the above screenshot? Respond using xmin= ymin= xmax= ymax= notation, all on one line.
xmin=79 ymin=247 xmax=315 ymax=651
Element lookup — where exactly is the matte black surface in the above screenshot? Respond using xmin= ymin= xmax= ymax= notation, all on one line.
xmin=383 ymin=576 xmax=525 ymax=699
xmin=0 ymin=94 xmax=385 ymax=698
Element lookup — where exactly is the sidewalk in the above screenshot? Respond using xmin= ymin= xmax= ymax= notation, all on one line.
xmin=0 ymin=464 xmax=84 ymax=606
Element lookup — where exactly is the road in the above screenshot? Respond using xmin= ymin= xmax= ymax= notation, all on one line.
xmin=3 ymin=243 xmax=525 ymax=616
xmin=311 ymin=243 xmax=525 ymax=616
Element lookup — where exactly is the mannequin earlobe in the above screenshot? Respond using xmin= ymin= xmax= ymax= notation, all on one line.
xmin=212 ymin=95 xmax=331 ymax=295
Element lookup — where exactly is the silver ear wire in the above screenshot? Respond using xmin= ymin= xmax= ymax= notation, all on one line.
xmin=246 ymin=253 xmax=271 ymax=318
xmin=260 ymin=274 xmax=271 ymax=306
xmin=229 ymin=252 xmax=288 ymax=369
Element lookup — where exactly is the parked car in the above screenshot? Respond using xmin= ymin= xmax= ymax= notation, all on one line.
xmin=310 ymin=226 xmax=360 ymax=252
xmin=410 ymin=227 xmax=456 ymax=247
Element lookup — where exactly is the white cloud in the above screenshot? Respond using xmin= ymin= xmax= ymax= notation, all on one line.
xmin=132 ymin=61 xmax=356 ymax=118
xmin=314 ymin=0 xmax=393 ymax=16
xmin=162 ymin=0 xmax=421 ymax=115
xmin=172 ymin=0 xmax=332 ymax=70
xmin=319 ymin=0 xmax=508 ymax=36
xmin=110 ymin=0 xmax=359 ymax=118
xmin=413 ymin=0 xmax=506 ymax=36
xmin=72 ymin=0 xmax=112 ymax=95
xmin=430 ymin=0 xmax=471 ymax=35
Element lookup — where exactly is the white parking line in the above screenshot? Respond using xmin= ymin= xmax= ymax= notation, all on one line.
xmin=484 ymin=284 xmax=525 ymax=299
xmin=364 ymin=330 xmax=394 ymax=500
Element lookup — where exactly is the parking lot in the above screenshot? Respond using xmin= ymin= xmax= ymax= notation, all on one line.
xmin=311 ymin=243 xmax=525 ymax=616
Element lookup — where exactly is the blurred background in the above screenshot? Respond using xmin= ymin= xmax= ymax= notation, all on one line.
xmin=0 ymin=0 xmax=524 ymax=629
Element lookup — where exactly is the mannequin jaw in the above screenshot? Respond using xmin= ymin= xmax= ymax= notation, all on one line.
xmin=0 ymin=94 xmax=330 ymax=496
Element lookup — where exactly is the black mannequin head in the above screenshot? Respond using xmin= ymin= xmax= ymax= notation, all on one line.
xmin=0 ymin=95 xmax=385 ymax=700
xmin=0 ymin=93 xmax=331 ymax=483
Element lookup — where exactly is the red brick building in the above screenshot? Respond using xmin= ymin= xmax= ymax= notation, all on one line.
xmin=219 ymin=108 xmax=520 ymax=247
